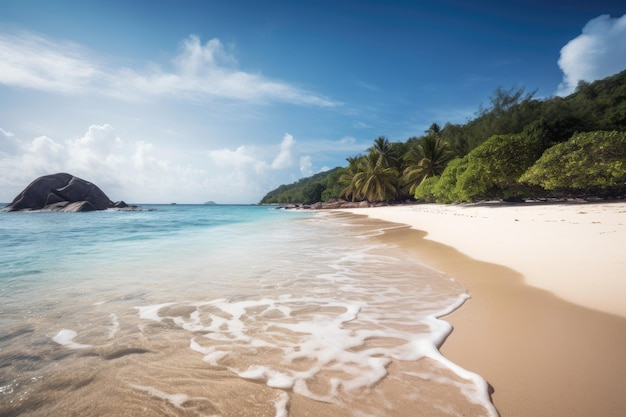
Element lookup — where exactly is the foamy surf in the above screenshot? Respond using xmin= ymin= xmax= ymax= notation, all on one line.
xmin=136 ymin=288 xmax=496 ymax=416
xmin=52 ymin=329 xmax=92 ymax=349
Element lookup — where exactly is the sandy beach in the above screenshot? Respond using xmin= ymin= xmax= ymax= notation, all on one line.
xmin=338 ymin=202 xmax=626 ymax=417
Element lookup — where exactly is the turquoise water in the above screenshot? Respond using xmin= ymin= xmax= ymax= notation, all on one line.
xmin=0 ymin=205 xmax=496 ymax=417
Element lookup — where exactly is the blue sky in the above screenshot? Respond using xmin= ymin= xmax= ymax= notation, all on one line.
xmin=1 ymin=0 xmax=625 ymax=204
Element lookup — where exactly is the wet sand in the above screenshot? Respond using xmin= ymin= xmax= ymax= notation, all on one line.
xmin=338 ymin=202 xmax=626 ymax=417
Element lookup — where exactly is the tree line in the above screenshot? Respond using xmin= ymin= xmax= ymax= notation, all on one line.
xmin=260 ymin=69 xmax=626 ymax=205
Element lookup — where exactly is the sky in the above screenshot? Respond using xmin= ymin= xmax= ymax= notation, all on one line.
xmin=1 ymin=0 xmax=625 ymax=204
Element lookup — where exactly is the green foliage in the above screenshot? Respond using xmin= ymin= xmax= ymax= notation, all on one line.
xmin=338 ymin=138 xmax=405 ymax=203
xmin=521 ymin=131 xmax=626 ymax=195
xmin=439 ymin=70 xmax=626 ymax=156
xmin=339 ymin=156 xmax=362 ymax=201
xmin=353 ymin=152 xmax=399 ymax=202
xmin=454 ymin=130 xmax=547 ymax=201
xmin=261 ymin=69 xmax=626 ymax=204
xmin=536 ymin=71 xmax=626 ymax=143
xmin=441 ymin=86 xmax=542 ymax=155
xmin=413 ymin=175 xmax=439 ymax=202
xmin=259 ymin=168 xmax=342 ymax=204
xmin=302 ymin=182 xmax=325 ymax=205
xmin=368 ymin=136 xmax=399 ymax=168
xmin=320 ymin=168 xmax=344 ymax=201
xmin=430 ymin=157 xmax=469 ymax=203
xmin=440 ymin=123 xmax=470 ymax=156
xmin=402 ymin=134 xmax=454 ymax=194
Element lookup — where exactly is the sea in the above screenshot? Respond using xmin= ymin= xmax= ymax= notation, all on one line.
xmin=0 ymin=204 xmax=497 ymax=417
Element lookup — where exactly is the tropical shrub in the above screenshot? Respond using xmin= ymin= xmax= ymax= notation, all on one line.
xmin=413 ymin=175 xmax=439 ymax=202
xmin=521 ymin=131 xmax=626 ymax=195
xmin=453 ymin=131 xmax=546 ymax=201
xmin=429 ymin=157 xmax=468 ymax=203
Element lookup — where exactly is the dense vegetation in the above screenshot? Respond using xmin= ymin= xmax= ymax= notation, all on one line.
xmin=259 ymin=168 xmax=344 ymax=204
xmin=260 ymin=69 xmax=626 ymax=205
xmin=521 ymin=131 xmax=626 ymax=195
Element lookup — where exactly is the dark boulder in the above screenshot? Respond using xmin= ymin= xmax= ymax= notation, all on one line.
xmin=3 ymin=173 xmax=128 ymax=212
xmin=111 ymin=201 xmax=129 ymax=209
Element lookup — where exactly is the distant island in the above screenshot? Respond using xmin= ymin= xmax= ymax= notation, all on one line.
xmin=204 ymin=201 xmax=217 ymax=205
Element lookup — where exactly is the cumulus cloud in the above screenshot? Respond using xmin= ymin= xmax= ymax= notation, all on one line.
xmin=209 ymin=145 xmax=258 ymax=168
xmin=557 ymin=14 xmax=626 ymax=96
xmin=206 ymin=145 xmax=269 ymax=197
xmin=271 ymin=133 xmax=296 ymax=169
xmin=208 ymin=133 xmax=301 ymax=182
xmin=208 ymin=145 xmax=270 ymax=177
xmin=204 ymin=133 xmax=325 ymax=200
xmin=0 ymin=30 xmax=338 ymax=106
xmin=66 ymin=124 xmax=125 ymax=175
xmin=299 ymin=155 xmax=313 ymax=176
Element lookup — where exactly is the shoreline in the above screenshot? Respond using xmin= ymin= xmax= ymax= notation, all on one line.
xmin=340 ymin=201 xmax=626 ymax=317
xmin=337 ymin=202 xmax=626 ymax=417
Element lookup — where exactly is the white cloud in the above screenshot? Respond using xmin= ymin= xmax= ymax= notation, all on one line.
xmin=296 ymin=135 xmax=368 ymax=157
xmin=0 ymin=127 xmax=21 ymax=155
xmin=205 ymin=148 xmax=267 ymax=198
xmin=204 ymin=133 xmax=329 ymax=200
xmin=26 ymin=135 xmax=63 ymax=155
xmin=67 ymin=124 xmax=125 ymax=174
xmin=132 ymin=141 xmax=165 ymax=170
xmin=0 ymin=31 xmax=98 ymax=94
xmin=209 ymin=145 xmax=257 ymax=168
xmin=208 ymin=145 xmax=269 ymax=176
xmin=299 ymin=155 xmax=313 ymax=176
xmin=556 ymin=14 xmax=626 ymax=96
xmin=175 ymin=37 xmax=238 ymax=73
xmin=0 ymin=30 xmax=338 ymax=107
xmin=271 ymin=133 xmax=295 ymax=169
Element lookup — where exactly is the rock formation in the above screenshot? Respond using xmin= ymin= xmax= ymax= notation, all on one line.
xmin=281 ymin=198 xmax=387 ymax=210
xmin=3 ymin=173 xmax=131 ymax=212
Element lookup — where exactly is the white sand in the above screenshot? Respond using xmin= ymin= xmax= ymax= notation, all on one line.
xmin=339 ymin=202 xmax=626 ymax=318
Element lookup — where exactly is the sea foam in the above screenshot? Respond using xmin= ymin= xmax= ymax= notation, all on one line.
xmin=52 ymin=329 xmax=92 ymax=349
xmin=138 ymin=287 xmax=496 ymax=416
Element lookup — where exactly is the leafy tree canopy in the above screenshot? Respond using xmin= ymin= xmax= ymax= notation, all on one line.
xmin=261 ymin=69 xmax=626 ymax=204
xmin=520 ymin=131 xmax=626 ymax=195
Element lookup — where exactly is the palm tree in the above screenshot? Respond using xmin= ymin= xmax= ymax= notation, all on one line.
xmin=401 ymin=134 xmax=454 ymax=194
xmin=426 ymin=122 xmax=442 ymax=136
xmin=368 ymin=136 xmax=397 ymax=168
xmin=340 ymin=156 xmax=363 ymax=201
xmin=353 ymin=152 xmax=399 ymax=202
